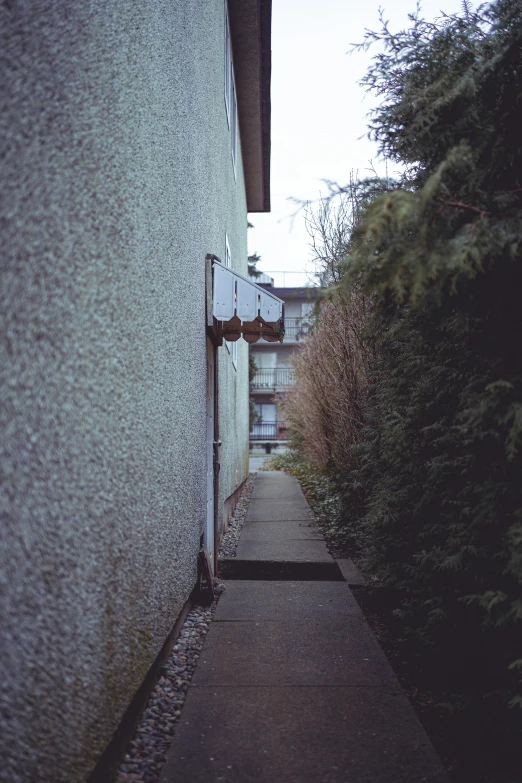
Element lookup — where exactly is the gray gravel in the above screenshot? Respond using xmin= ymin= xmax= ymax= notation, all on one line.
xmin=115 ymin=475 xmax=255 ymax=783
xmin=218 ymin=473 xmax=255 ymax=558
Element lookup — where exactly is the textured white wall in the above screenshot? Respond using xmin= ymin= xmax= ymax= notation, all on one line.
xmin=0 ymin=1 xmax=248 ymax=780
xmin=284 ymin=300 xmax=303 ymax=318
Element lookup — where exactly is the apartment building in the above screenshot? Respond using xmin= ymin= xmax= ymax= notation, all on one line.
xmin=250 ymin=277 xmax=319 ymax=451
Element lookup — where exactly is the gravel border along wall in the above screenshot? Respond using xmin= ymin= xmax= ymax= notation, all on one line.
xmin=115 ymin=474 xmax=255 ymax=783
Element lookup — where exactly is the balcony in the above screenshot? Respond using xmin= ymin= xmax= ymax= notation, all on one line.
xmin=250 ymin=421 xmax=289 ymax=441
xmin=251 ymin=367 xmax=295 ymax=390
xmin=284 ymin=317 xmax=311 ymax=342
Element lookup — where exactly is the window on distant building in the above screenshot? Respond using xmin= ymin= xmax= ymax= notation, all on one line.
xmin=224 ymin=2 xmax=238 ymax=177
xmin=224 ymin=234 xmax=238 ymax=369
xmin=300 ymin=301 xmax=314 ymax=336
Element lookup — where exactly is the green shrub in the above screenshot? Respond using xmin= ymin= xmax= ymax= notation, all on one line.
xmin=288 ymin=0 xmax=522 ymax=710
xmin=345 ymin=0 xmax=522 ymax=707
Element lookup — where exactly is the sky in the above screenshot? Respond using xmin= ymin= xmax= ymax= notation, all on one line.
xmin=248 ymin=0 xmax=475 ymax=286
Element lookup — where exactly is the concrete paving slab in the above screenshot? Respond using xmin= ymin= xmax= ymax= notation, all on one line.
xmin=250 ymin=482 xmax=307 ymax=501
xmin=248 ymin=470 xmax=299 ymax=489
xmin=192 ymin=619 xmax=396 ymax=687
xmin=239 ymin=520 xmax=323 ymax=541
xmin=237 ymin=538 xmax=332 ymax=562
xmin=253 ymin=470 xmax=298 ymax=481
xmin=245 ymin=498 xmax=313 ymax=522
xmin=160 ymin=686 xmax=449 ymax=783
xmin=160 ymin=472 xmax=449 ymax=783
xmin=336 ymin=558 xmax=366 ymax=585
xmin=213 ymin=580 xmax=364 ymax=622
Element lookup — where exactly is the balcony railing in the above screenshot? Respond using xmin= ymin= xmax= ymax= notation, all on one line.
xmin=250 ymin=421 xmax=289 ymax=441
xmin=251 ymin=367 xmax=295 ymax=389
xmin=284 ymin=318 xmax=311 ymax=340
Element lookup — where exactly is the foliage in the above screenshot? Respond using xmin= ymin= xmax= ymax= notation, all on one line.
xmin=249 ymin=353 xmax=260 ymax=431
xmin=264 ymin=450 xmax=347 ymax=542
xmin=247 ymin=221 xmax=262 ymax=278
xmin=246 ymin=221 xmax=261 ymax=430
xmin=247 ymin=251 xmax=262 ymax=279
xmin=287 ymin=0 xmax=522 ymax=713
xmin=353 ymin=0 xmax=522 ymax=189
xmin=302 ymin=173 xmax=401 ymax=287
xmin=280 ymin=292 xmax=370 ymax=477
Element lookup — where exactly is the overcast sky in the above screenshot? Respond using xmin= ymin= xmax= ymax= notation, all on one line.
xmin=248 ymin=0 xmax=475 ymax=286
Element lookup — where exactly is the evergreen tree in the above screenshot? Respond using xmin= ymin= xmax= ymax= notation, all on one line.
xmin=339 ymin=0 xmax=522 ymax=708
xmin=247 ymin=222 xmax=262 ymax=278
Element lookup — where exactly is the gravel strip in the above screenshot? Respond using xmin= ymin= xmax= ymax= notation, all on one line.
xmin=218 ymin=472 xmax=255 ymax=558
xmin=115 ymin=605 xmax=214 ymax=783
xmin=115 ymin=474 xmax=255 ymax=783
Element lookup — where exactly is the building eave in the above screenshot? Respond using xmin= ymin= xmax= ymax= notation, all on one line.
xmin=228 ymin=0 xmax=271 ymax=213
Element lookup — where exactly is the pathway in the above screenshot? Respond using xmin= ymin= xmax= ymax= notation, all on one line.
xmin=160 ymin=471 xmax=448 ymax=783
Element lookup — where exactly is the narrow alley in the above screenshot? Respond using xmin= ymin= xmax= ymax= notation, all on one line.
xmin=159 ymin=471 xmax=448 ymax=783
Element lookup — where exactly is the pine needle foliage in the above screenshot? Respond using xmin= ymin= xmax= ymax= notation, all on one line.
xmin=339 ymin=0 xmax=522 ymax=708
xmin=276 ymin=0 xmax=522 ymax=715
xmin=354 ymin=0 xmax=522 ymax=189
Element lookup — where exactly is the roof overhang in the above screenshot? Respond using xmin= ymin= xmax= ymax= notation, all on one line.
xmin=210 ymin=260 xmax=284 ymax=344
xmin=228 ymin=0 xmax=271 ymax=212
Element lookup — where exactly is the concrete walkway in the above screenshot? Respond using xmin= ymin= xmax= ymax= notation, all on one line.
xmin=160 ymin=471 xmax=449 ymax=783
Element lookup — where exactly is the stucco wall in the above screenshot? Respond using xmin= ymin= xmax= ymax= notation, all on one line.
xmin=0 ymin=1 xmax=248 ymax=781
xmin=283 ymin=299 xmax=303 ymax=318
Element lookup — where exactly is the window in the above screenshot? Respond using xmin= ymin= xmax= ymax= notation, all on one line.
xmin=256 ymin=352 xmax=277 ymax=369
xmin=224 ymin=1 xmax=238 ymax=176
xmin=299 ymin=301 xmax=314 ymax=337
xmin=252 ymin=403 xmax=278 ymax=439
xmin=224 ymin=234 xmax=238 ymax=369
